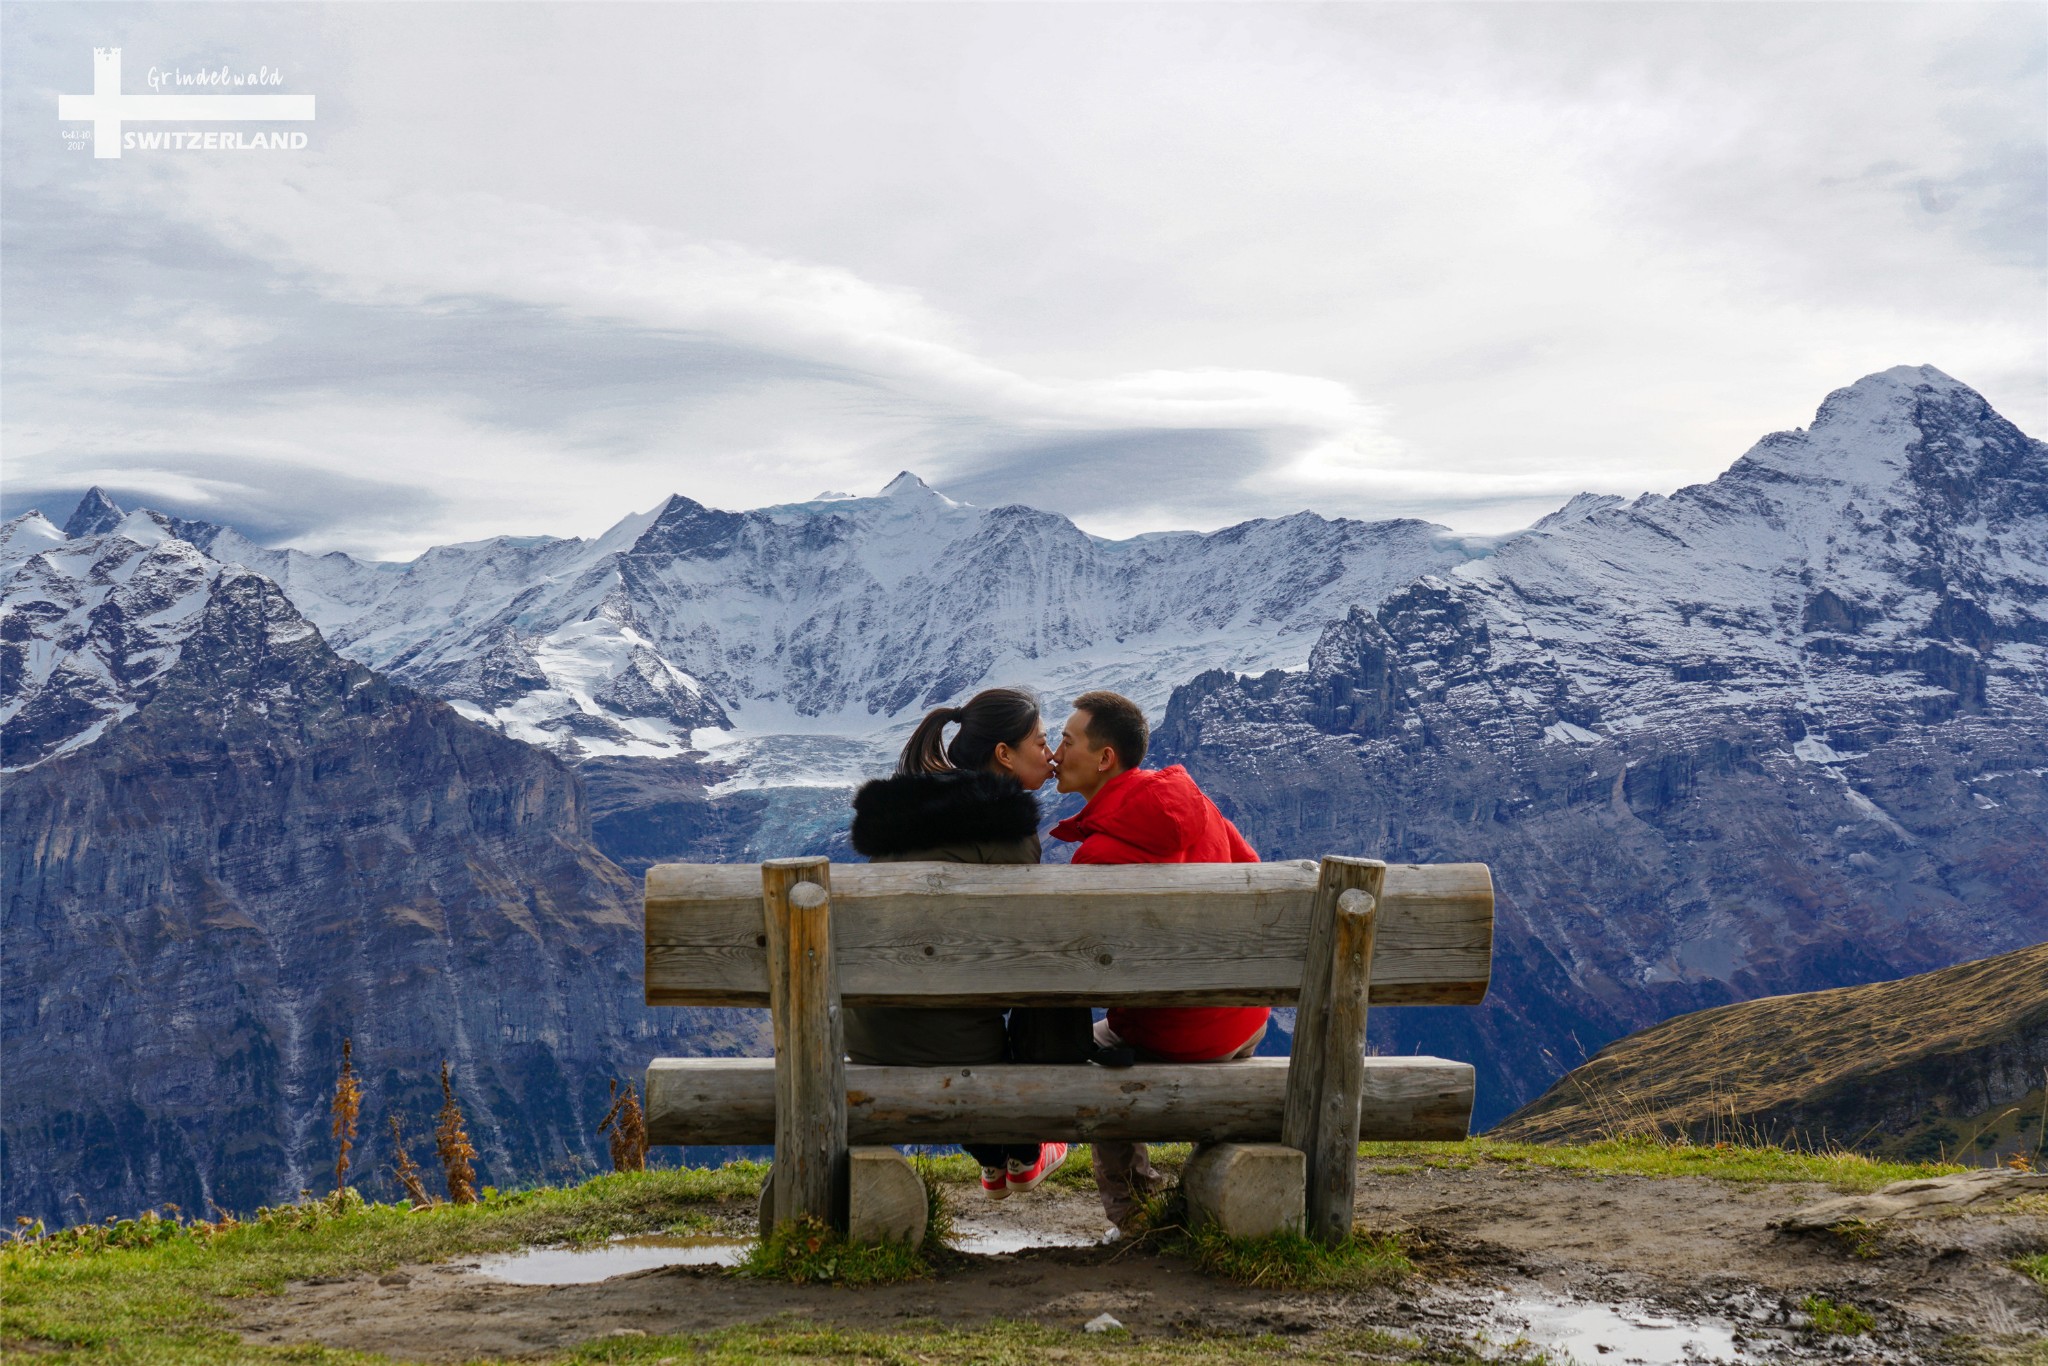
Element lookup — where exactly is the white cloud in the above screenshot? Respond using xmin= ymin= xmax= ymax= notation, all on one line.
xmin=5 ymin=2 xmax=2040 ymax=553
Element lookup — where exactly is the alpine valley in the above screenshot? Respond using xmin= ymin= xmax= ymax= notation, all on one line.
xmin=4 ymin=365 xmax=2043 ymax=1224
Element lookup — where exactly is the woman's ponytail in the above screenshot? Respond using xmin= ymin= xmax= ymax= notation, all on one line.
xmin=898 ymin=707 xmax=957 ymax=775
xmin=894 ymin=689 xmax=1040 ymax=776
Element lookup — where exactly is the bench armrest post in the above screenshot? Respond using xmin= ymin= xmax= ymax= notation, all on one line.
xmin=1308 ymin=888 xmax=1379 ymax=1245
xmin=1283 ymin=857 xmax=1384 ymax=1243
xmin=763 ymin=857 xmax=848 ymax=1233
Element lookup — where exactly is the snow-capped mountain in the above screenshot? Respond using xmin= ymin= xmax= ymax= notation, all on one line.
xmin=6 ymin=363 xmax=2041 ymax=1162
xmin=1157 ymin=365 xmax=2048 ymax=1124
xmin=5 ymin=477 xmax=1488 ymax=783
xmin=1 ymin=509 xmax=237 ymax=769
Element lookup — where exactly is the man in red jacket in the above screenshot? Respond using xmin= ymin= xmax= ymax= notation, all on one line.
xmin=1050 ymin=689 xmax=1267 ymax=1232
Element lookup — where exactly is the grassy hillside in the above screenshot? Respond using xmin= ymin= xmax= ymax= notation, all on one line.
xmin=1493 ymin=942 xmax=2048 ymax=1160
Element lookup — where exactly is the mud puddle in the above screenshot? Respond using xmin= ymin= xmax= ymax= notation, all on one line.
xmin=470 ymin=1227 xmax=1099 ymax=1286
xmin=1476 ymin=1286 xmax=1765 ymax=1364
xmin=473 ymin=1234 xmax=752 ymax=1283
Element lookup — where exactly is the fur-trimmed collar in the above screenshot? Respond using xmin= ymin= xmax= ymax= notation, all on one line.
xmin=849 ymin=769 xmax=1040 ymax=858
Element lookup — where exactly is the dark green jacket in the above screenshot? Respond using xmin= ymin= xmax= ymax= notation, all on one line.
xmin=842 ymin=770 xmax=1045 ymax=1066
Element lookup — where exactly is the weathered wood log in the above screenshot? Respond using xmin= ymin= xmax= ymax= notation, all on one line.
xmin=1180 ymin=1143 xmax=1305 ymax=1239
xmin=846 ymin=1147 xmax=928 ymax=1248
xmin=1307 ymin=888 xmax=1378 ymax=1246
xmin=645 ymin=860 xmax=1491 ymax=1007
xmin=643 ymin=1055 xmax=1474 ymax=1145
xmin=1281 ymin=858 xmax=1386 ymax=1161
xmin=763 ymin=859 xmax=846 ymax=1230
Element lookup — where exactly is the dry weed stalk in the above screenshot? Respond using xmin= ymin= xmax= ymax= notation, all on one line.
xmin=434 ymin=1061 xmax=479 ymax=1205
xmin=388 ymin=1115 xmax=434 ymax=1206
xmin=330 ymin=1037 xmax=362 ymax=1196
xmin=598 ymin=1078 xmax=649 ymax=1173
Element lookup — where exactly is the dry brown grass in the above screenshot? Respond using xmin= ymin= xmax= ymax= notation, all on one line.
xmin=1495 ymin=943 xmax=2048 ymax=1157
xmin=598 ymin=1077 xmax=649 ymax=1173
xmin=328 ymin=1037 xmax=362 ymax=1200
xmin=387 ymin=1115 xmax=433 ymax=1207
xmin=434 ymin=1061 xmax=478 ymax=1205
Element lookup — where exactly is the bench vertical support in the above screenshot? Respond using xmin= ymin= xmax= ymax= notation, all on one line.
xmin=1308 ymin=889 xmax=1379 ymax=1244
xmin=1283 ymin=856 xmax=1384 ymax=1243
xmin=763 ymin=856 xmax=847 ymax=1233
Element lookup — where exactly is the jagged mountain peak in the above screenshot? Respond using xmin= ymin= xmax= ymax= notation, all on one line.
xmin=1530 ymin=492 xmax=1628 ymax=534
xmin=0 ymin=511 xmax=66 ymax=574
xmin=1723 ymin=365 xmax=2024 ymax=493
xmin=62 ymin=486 xmax=126 ymax=539
xmin=628 ymin=494 xmax=750 ymax=557
xmin=879 ymin=470 xmax=951 ymax=503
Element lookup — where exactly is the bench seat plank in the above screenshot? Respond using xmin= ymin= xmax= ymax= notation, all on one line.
xmin=644 ymin=1055 xmax=1475 ymax=1145
xmin=645 ymin=860 xmax=1491 ymax=1008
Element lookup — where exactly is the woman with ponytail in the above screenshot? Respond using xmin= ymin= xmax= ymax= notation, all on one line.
xmin=846 ymin=686 xmax=1087 ymax=1199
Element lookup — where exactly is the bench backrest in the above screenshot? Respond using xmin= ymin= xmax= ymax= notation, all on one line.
xmin=644 ymin=858 xmax=1493 ymax=1008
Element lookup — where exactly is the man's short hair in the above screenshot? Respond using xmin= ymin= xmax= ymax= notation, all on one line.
xmin=1072 ymin=690 xmax=1148 ymax=770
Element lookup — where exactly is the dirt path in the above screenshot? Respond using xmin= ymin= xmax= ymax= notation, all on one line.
xmin=237 ymin=1158 xmax=2048 ymax=1362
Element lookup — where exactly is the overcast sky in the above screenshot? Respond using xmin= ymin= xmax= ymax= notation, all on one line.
xmin=4 ymin=2 xmax=2042 ymax=558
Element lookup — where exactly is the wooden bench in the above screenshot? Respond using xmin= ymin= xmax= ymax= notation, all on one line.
xmin=643 ymin=855 xmax=1493 ymax=1246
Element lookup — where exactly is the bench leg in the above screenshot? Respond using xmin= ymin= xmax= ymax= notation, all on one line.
xmin=846 ymin=1147 xmax=928 ymax=1248
xmin=1282 ymin=858 xmax=1386 ymax=1247
xmin=1181 ymin=1142 xmax=1304 ymax=1239
xmin=1307 ymin=889 xmax=1379 ymax=1245
xmin=763 ymin=857 xmax=848 ymax=1232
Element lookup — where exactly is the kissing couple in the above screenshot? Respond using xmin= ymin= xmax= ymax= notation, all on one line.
xmin=844 ymin=686 xmax=1266 ymax=1236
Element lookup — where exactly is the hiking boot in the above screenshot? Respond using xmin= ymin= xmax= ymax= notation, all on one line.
xmin=979 ymin=1165 xmax=1010 ymax=1200
xmin=1005 ymin=1142 xmax=1069 ymax=1193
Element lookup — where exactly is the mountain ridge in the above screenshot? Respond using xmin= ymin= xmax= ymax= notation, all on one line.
xmin=7 ymin=477 xmax=1490 ymax=791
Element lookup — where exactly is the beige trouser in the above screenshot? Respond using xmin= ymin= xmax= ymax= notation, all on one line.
xmin=1089 ymin=1016 xmax=1267 ymax=1229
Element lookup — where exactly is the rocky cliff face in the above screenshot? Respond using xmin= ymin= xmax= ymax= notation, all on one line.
xmin=1156 ymin=367 xmax=2048 ymax=1127
xmin=1 ymin=540 xmax=764 ymax=1225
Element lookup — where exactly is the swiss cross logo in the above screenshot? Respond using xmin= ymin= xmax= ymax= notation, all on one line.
xmin=58 ymin=48 xmax=315 ymax=159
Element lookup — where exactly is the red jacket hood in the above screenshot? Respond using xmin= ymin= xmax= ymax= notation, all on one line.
xmin=1051 ymin=765 xmax=1257 ymax=863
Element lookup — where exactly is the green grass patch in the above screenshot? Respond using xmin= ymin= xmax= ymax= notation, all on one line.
xmin=1364 ymin=1135 xmax=1966 ymax=1192
xmin=1978 ymin=1335 xmax=2048 ymax=1366
xmin=735 ymin=1214 xmax=929 ymax=1285
xmin=1178 ymin=1225 xmax=1411 ymax=1291
xmin=908 ymin=1153 xmax=957 ymax=1250
xmin=2014 ymin=1251 xmax=2048 ymax=1290
xmin=3 ymin=1165 xmax=766 ymax=1363
xmin=1823 ymin=1218 xmax=1886 ymax=1260
xmin=1800 ymin=1295 xmax=1876 ymax=1336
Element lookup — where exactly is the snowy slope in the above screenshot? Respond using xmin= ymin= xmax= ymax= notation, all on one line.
xmin=73 ymin=475 xmax=1481 ymax=779
xmin=1437 ymin=364 xmax=2047 ymax=768
xmin=3 ymin=479 xmax=1482 ymax=781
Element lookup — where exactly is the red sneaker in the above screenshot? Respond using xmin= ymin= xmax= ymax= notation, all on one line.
xmin=979 ymin=1165 xmax=1010 ymax=1200
xmin=1005 ymin=1143 xmax=1069 ymax=1193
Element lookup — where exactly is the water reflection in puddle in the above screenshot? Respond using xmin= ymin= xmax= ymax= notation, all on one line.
xmin=1483 ymin=1291 xmax=1761 ymax=1365
xmin=473 ymin=1234 xmax=750 ymax=1284
xmin=951 ymin=1229 xmax=1099 ymax=1255
xmin=470 ymin=1227 xmax=1098 ymax=1285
